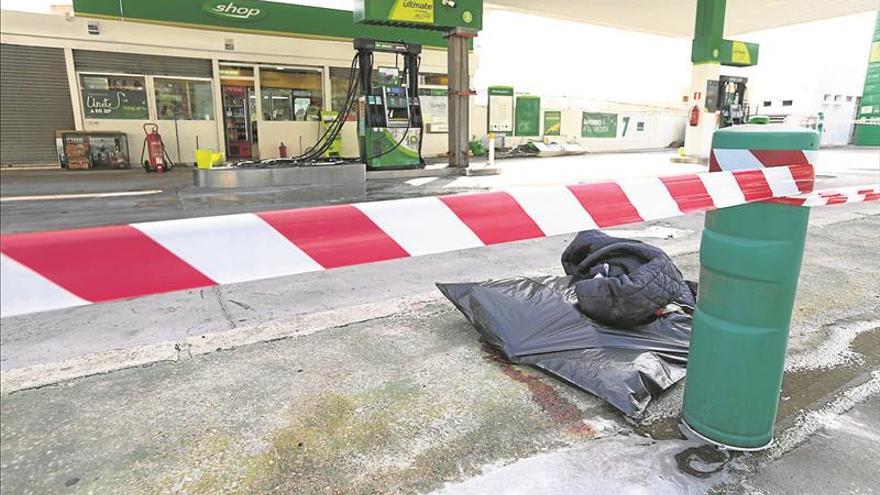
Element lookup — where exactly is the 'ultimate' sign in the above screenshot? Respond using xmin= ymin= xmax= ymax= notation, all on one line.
xmin=389 ymin=0 xmax=434 ymax=24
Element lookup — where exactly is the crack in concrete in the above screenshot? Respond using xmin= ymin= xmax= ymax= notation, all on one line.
xmin=215 ymin=287 xmax=238 ymax=330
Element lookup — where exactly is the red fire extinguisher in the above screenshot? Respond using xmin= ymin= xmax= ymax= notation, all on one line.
xmin=140 ymin=123 xmax=174 ymax=173
xmin=689 ymin=105 xmax=701 ymax=127
xmin=279 ymin=142 xmax=288 ymax=158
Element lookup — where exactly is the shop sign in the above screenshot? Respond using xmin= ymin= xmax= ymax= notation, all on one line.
xmin=74 ymin=0 xmax=453 ymax=49
xmin=388 ymin=0 xmax=434 ymax=24
xmin=581 ymin=112 xmax=617 ymax=138
xmin=82 ymin=89 xmax=148 ymax=119
xmin=203 ymin=0 xmax=267 ymax=22
xmin=543 ymin=111 xmax=561 ymax=136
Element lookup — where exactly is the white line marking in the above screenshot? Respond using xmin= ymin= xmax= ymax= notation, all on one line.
xmin=406 ymin=177 xmax=439 ymax=187
xmin=354 ymin=197 xmax=484 ymax=256
xmin=507 ymin=186 xmax=598 ymax=236
xmin=132 ymin=214 xmax=322 ymax=284
xmin=0 ymin=190 xmax=163 ymax=202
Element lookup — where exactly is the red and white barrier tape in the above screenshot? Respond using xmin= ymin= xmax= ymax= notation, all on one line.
xmin=769 ymin=184 xmax=880 ymax=206
xmin=709 ymin=147 xmax=817 ymax=172
xmin=0 ymin=158 xmax=872 ymax=318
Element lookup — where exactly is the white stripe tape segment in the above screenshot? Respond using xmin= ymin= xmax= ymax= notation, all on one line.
xmin=354 ymin=197 xmax=484 ymax=256
xmin=506 ymin=186 xmax=598 ymax=236
xmin=133 ymin=214 xmax=322 ymax=284
xmin=761 ymin=166 xmax=800 ymax=197
xmin=616 ymin=177 xmax=683 ymax=221
xmin=1 ymin=254 xmax=89 ymax=318
xmin=698 ymin=171 xmax=746 ymax=208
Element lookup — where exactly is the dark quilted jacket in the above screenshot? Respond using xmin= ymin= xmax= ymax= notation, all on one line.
xmin=561 ymin=230 xmax=695 ymax=327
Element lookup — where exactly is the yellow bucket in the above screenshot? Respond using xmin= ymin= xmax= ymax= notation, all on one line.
xmin=195 ymin=149 xmax=214 ymax=169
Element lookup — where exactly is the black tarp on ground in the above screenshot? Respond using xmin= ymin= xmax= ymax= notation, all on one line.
xmin=437 ymin=231 xmax=696 ymax=418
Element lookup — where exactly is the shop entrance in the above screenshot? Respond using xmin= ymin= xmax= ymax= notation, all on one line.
xmin=219 ymin=65 xmax=258 ymax=160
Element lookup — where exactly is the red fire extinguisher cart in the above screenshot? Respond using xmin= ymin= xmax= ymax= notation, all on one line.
xmin=140 ymin=123 xmax=174 ymax=173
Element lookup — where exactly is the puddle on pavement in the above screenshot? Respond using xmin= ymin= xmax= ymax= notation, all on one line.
xmin=778 ymin=329 xmax=879 ymax=419
xmin=674 ymin=443 xmax=739 ymax=479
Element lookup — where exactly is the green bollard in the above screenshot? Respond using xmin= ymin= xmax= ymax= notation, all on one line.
xmin=682 ymin=124 xmax=819 ymax=450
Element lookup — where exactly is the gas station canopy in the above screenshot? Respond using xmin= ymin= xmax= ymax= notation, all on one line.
xmin=486 ymin=0 xmax=878 ymax=37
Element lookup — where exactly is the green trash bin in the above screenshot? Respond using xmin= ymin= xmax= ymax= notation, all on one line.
xmin=682 ymin=124 xmax=819 ymax=450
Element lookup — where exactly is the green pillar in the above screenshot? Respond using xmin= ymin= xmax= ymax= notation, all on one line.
xmin=682 ymin=124 xmax=819 ymax=450
xmin=854 ymin=10 xmax=880 ymax=146
xmin=691 ymin=0 xmax=726 ymax=64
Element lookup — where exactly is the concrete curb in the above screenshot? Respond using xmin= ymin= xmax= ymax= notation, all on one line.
xmin=0 ymin=292 xmax=442 ymax=394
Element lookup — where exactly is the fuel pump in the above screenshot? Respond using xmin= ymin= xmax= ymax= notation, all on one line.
xmin=717 ymin=75 xmax=748 ymax=128
xmin=354 ymin=39 xmax=425 ymax=170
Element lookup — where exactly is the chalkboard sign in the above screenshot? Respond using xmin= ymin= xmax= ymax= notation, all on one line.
xmin=82 ymin=89 xmax=148 ymax=119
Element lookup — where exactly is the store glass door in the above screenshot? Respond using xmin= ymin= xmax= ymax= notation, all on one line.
xmin=221 ymin=84 xmax=256 ymax=159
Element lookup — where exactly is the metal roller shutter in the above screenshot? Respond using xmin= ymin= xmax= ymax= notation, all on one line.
xmin=0 ymin=43 xmax=76 ymax=166
xmin=73 ymin=50 xmax=212 ymax=78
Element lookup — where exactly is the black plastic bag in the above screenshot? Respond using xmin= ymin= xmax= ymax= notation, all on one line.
xmin=437 ymin=232 xmax=696 ymax=418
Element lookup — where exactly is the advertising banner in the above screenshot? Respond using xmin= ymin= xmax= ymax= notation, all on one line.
xmin=515 ymin=96 xmax=540 ymax=136
xmin=543 ymin=111 xmax=561 ymax=136
xmin=581 ymin=112 xmax=617 ymax=138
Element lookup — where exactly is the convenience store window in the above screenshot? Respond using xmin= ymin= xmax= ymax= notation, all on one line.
xmin=259 ymin=68 xmax=322 ymax=121
xmin=154 ymin=78 xmax=215 ymax=120
xmin=330 ymin=67 xmax=355 ymax=114
xmin=79 ymin=74 xmax=148 ymax=119
xmin=420 ymin=73 xmax=448 ymax=86
xmin=330 ymin=67 xmax=379 ymax=115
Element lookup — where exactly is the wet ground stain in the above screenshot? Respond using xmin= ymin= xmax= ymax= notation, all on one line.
xmin=778 ymin=328 xmax=879 ymax=420
xmin=611 ymin=328 xmax=879 ymax=443
xmin=162 ymin=372 xmax=574 ymax=494
xmin=481 ymin=342 xmax=596 ymax=438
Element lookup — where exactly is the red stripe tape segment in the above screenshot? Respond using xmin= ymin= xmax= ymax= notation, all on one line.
xmin=439 ymin=192 xmax=544 ymax=244
xmin=567 ymin=182 xmax=643 ymax=227
xmin=258 ymin=205 xmax=409 ymax=269
xmin=1 ymin=225 xmax=215 ymax=302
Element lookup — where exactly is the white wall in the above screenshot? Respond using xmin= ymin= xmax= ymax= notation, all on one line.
xmin=473 ymin=9 xmax=691 ymax=107
xmin=736 ymin=12 xmax=875 ymax=112
xmin=819 ymin=99 xmax=860 ymax=147
xmin=469 ymin=101 xmax=684 ymax=152
xmin=258 ymin=121 xmax=322 ymax=159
